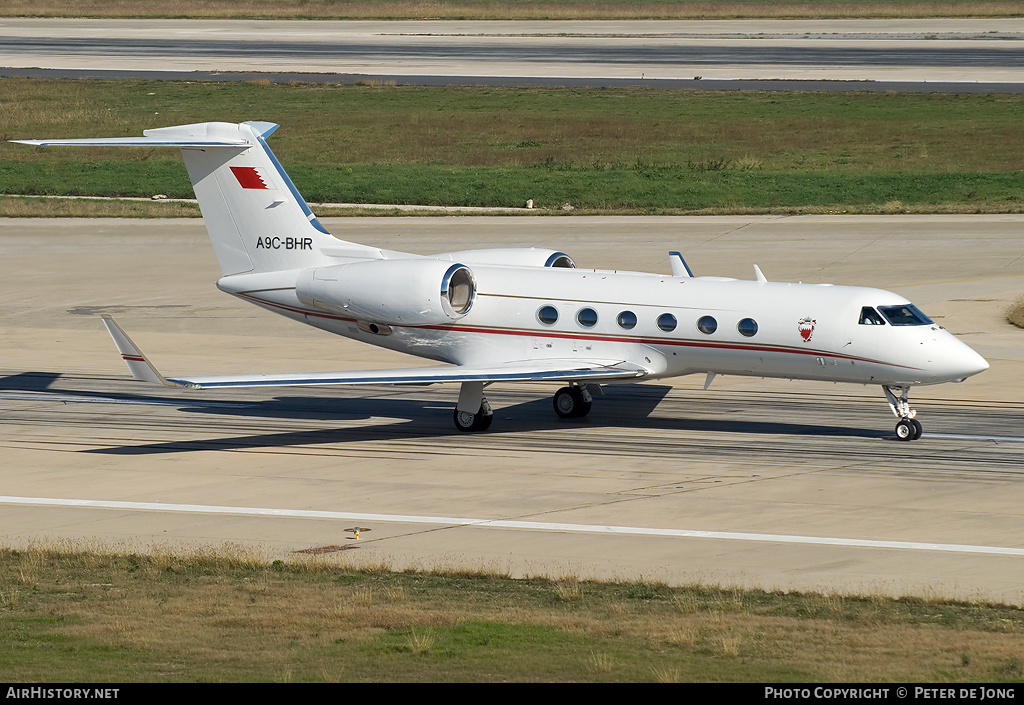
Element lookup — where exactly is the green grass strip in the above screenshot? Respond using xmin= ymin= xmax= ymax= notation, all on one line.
xmin=4 ymin=160 xmax=1024 ymax=211
xmin=5 ymin=80 xmax=1024 ymax=214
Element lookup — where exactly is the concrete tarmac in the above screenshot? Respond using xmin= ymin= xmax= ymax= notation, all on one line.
xmin=3 ymin=18 xmax=1024 ymax=83
xmin=1 ymin=215 xmax=1023 ymax=603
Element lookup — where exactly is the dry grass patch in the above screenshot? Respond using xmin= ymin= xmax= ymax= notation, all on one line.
xmin=0 ymin=196 xmax=200 ymax=218
xmin=552 ymin=577 xmax=584 ymax=603
xmin=1005 ymin=295 xmax=1024 ymax=329
xmin=3 ymin=541 xmax=1024 ymax=681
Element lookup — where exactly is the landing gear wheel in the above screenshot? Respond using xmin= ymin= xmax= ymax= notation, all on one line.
xmin=553 ymin=386 xmax=592 ymax=419
xmin=895 ymin=418 xmax=915 ymax=441
xmin=884 ymin=385 xmax=922 ymax=441
xmin=453 ymin=406 xmax=493 ymax=433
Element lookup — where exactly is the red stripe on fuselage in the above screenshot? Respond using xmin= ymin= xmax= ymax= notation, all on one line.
xmin=232 ymin=291 xmax=917 ymax=370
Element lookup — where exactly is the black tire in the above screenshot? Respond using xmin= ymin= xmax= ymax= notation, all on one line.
xmin=911 ymin=418 xmax=923 ymax=440
xmin=553 ymin=386 xmax=592 ymax=419
xmin=454 ymin=408 xmax=478 ymax=432
xmin=895 ymin=418 xmax=914 ymax=441
xmin=453 ymin=406 xmax=492 ymax=432
xmin=476 ymin=411 xmax=493 ymax=431
xmin=553 ymin=387 xmax=581 ymax=418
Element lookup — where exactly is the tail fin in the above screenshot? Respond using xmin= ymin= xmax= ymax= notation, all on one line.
xmin=15 ymin=121 xmax=350 ymax=275
xmin=167 ymin=121 xmax=338 ymax=275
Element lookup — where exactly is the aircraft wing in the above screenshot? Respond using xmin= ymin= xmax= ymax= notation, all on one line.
xmin=167 ymin=362 xmax=645 ymax=389
xmin=101 ymin=316 xmax=646 ymax=390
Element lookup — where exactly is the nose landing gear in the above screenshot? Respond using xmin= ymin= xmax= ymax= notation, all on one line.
xmin=884 ymin=385 xmax=923 ymax=441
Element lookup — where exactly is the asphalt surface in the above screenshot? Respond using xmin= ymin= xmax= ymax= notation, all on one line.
xmin=1 ymin=216 xmax=1022 ymax=602
xmin=3 ymin=18 xmax=1024 ymax=90
xmin=6 ymin=36 xmax=1024 ymax=67
xmin=5 ymin=372 xmax=1024 ymax=473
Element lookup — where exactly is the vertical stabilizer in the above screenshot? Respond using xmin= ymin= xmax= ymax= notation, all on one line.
xmin=13 ymin=121 xmax=374 ymax=275
xmin=160 ymin=121 xmax=336 ymax=275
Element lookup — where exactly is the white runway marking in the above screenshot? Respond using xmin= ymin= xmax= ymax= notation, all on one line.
xmin=3 ymin=495 xmax=1023 ymax=557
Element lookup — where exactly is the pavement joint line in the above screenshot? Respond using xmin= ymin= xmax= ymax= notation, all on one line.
xmin=927 ymin=432 xmax=1024 ymax=443
xmin=2 ymin=495 xmax=1023 ymax=557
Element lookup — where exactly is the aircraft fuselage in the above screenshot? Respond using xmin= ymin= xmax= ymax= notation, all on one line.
xmin=218 ymin=263 xmax=988 ymax=390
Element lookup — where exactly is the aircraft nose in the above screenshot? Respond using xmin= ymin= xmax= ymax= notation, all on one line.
xmin=959 ymin=347 xmax=990 ymax=378
xmin=939 ymin=338 xmax=989 ymax=381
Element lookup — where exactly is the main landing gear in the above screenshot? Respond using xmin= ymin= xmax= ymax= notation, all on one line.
xmin=453 ymin=381 xmax=493 ymax=433
xmin=452 ymin=381 xmax=595 ymax=432
xmin=883 ymin=385 xmax=923 ymax=441
xmin=552 ymin=385 xmax=593 ymax=419
xmin=453 ymin=401 xmax=493 ymax=432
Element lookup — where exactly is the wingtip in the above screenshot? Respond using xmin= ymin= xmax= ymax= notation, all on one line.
xmin=99 ymin=316 xmax=176 ymax=387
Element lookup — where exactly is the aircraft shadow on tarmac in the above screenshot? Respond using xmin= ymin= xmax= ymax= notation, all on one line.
xmin=87 ymin=387 xmax=892 ymax=454
xmin=0 ymin=372 xmax=62 ymax=391
xmin=1 ymin=372 xmax=888 ymax=455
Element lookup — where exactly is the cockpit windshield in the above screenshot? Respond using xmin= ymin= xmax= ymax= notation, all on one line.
xmin=858 ymin=307 xmax=886 ymax=325
xmin=878 ymin=304 xmax=933 ymax=326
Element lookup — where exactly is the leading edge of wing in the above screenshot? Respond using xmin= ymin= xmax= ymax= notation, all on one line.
xmin=167 ymin=361 xmax=647 ymax=390
xmin=100 ymin=315 xmax=645 ymax=390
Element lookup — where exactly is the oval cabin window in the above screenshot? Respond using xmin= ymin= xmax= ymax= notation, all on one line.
xmin=737 ymin=318 xmax=758 ymax=337
xmin=537 ymin=306 xmax=558 ymax=325
xmin=576 ymin=307 xmax=598 ymax=328
xmin=697 ymin=316 xmax=718 ymax=335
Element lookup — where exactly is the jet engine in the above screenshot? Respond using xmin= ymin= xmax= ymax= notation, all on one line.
xmin=434 ymin=248 xmax=575 ymax=269
xmin=295 ymin=259 xmax=476 ymax=325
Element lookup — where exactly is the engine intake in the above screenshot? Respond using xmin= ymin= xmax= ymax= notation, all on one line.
xmin=296 ymin=259 xmax=477 ymax=325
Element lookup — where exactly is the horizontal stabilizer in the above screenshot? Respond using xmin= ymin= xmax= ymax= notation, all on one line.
xmin=12 ymin=137 xmax=249 ymax=148
xmin=11 ymin=121 xmax=269 ymax=148
xmin=13 ymin=121 xmax=344 ymax=276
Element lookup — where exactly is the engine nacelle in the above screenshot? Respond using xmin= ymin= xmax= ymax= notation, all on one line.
xmin=433 ymin=247 xmax=575 ymax=269
xmin=295 ymin=258 xmax=476 ymax=326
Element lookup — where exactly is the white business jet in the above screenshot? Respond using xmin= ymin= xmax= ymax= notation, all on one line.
xmin=15 ymin=121 xmax=989 ymax=440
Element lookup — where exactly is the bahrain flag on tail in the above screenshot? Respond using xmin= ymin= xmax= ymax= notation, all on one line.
xmin=230 ymin=166 xmax=275 ymax=190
